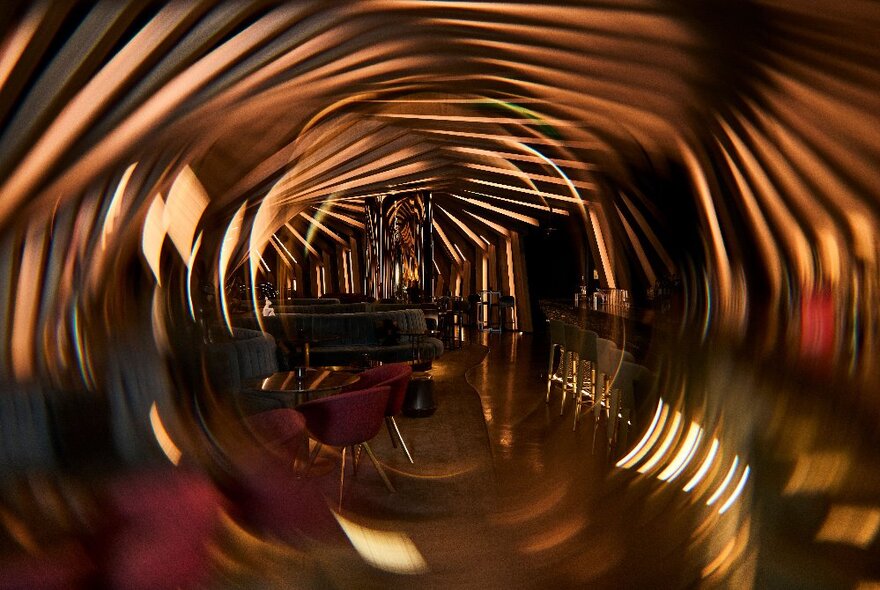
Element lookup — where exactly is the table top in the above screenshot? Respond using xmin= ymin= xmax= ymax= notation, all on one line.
xmin=243 ymin=367 xmax=359 ymax=396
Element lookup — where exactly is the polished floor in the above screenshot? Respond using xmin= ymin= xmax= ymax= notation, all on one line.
xmin=466 ymin=329 xmax=711 ymax=589
xmin=216 ymin=326 xmax=879 ymax=588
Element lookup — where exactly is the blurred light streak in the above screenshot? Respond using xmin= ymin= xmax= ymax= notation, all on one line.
xmin=267 ymin=238 xmax=292 ymax=270
xmin=164 ymin=165 xmax=209 ymax=260
xmin=617 ymin=190 xmax=675 ymax=276
xmin=519 ymin=515 xmax=587 ymax=555
xmin=0 ymin=2 xmax=48 ymax=92
xmin=300 ymin=210 xmax=347 ymax=246
xmin=462 ymin=189 xmax=568 ymax=215
xmin=466 ymin=178 xmax=582 ymax=204
xmin=700 ymin=270 xmax=711 ymax=341
xmin=333 ymin=511 xmax=429 ymax=574
xmin=149 ymin=401 xmax=181 ymax=466
xmin=460 ymin=162 xmax=594 ymax=191
xmin=718 ymin=466 xmax=750 ymax=515
xmin=680 ymin=142 xmax=734 ymax=329
xmin=716 ymin=137 xmax=783 ymax=322
xmin=636 ymin=410 xmax=682 ymax=475
xmin=419 ymin=127 xmax=599 ymax=149
xmin=433 ymin=222 xmax=463 ymax=266
xmin=587 ymin=204 xmax=615 ymax=288
xmin=683 ymin=438 xmax=720 ymax=494
xmin=313 ymin=205 xmax=366 ymax=230
xmin=273 ymin=233 xmax=297 ymax=264
xmin=142 ymin=193 xmax=166 ymax=285
xmin=71 ymin=305 xmax=95 ymax=390
xmin=726 ymin=114 xmax=814 ymax=287
xmin=617 ymin=206 xmax=657 ymax=286
xmin=375 ymin=112 xmax=580 ymax=128
xmin=463 ymin=211 xmax=510 ymax=237
xmin=101 ymin=162 xmax=137 ymax=251
xmin=494 ymin=484 xmax=568 ymax=525
xmin=505 ymin=238 xmax=516 ymax=326
xmin=0 ymin=506 xmax=39 ymax=553
xmin=701 ymin=538 xmax=735 ymax=580
xmin=657 ymin=421 xmax=703 ymax=482
xmin=436 ymin=205 xmax=487 ymax=250
xmin=285 ymin=223 xmax=319 ymax=257
xmin=444 ymin=145 xmax=596 ymax=171
xmin=452 ymin=243 xmax=465 ymax=262
xmin=186 ymin=231 xmax=203 ymax=321
xmin=449 ymin=193 xmax=539 ymax=226
xmin=0 ymin=1 xmax=206 ymax=225
xmin=706 ymin=456 xmax=740 ymax=507
xmin=616 ymin=399 xmax=666 ymax=469
xmin=254 ymin=249 xmax=271 ymax=275
xmin=12 ymin=222 xmax=47 ymax=380
xmin=783 ymin=452 xmax=851 ymax=495
xmin=814 ymin=505 xmax=880 ymax=549
xmin=219 ymin=202 xmax=247 ymax=335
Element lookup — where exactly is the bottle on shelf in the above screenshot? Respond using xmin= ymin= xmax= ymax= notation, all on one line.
xmin=576 ymin=275 xmax=588 ymax=306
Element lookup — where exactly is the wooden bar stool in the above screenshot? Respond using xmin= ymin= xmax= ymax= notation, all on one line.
xmin=546 ymin=319 xmax=567 ymax=403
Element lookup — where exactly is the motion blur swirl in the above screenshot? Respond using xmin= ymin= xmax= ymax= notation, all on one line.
xmin=0 ymin=2 xmax=878 ymax=588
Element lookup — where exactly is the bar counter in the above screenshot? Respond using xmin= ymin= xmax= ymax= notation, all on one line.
xmin=538 ymin=299 xmax=678 ymax=364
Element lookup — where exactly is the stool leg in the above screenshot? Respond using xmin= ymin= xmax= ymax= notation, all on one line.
xmin=560 ymin=350 xmax=576 ymax=416
xmin=546 ymin=344 xmax=557 ymax=403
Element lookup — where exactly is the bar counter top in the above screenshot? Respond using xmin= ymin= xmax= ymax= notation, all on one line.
xmin=538 ymin=299 xmax=681 ymax=364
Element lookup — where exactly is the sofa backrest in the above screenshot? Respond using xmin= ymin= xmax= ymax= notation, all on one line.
xmin=229 ymin=328 xmax=278 ymax=380
xmin=0 ymin=382 xmax=56 ymax=472
xmin=275 ymin=303 xmax=370 ymax=314
xmin=277 ymin=309 xmax=428 ymax=346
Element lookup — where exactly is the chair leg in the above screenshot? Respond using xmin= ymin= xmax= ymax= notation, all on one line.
xmin=385 ymin=416 xmax=398 ymax=448
xmin=351 ymin=445 xmax=361 ymax=475
xmin=571 ymin=361 xmax=580 ymax=430
xmin=389 ymin=416 xmax=414 ymax=464
xmin=546 ymin=344 xmax=555 ymax=403
xmin=305 ymin=441 xmax=323 ymax=475
xmin=338 ymin=446 xmax=347 ymax=511
xmin=362 ymin=442 xmax=396 ymax=493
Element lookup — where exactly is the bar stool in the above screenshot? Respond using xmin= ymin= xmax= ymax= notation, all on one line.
xmin=498 ymin=295 xmax=516 ymax=331
xmin=604 ymin=361 xmax=648 ymax=456
xmin=591 ymin=342 xmax=635 ymax=452
xmin=466 ymin=293 xmax=481 ymax=327
xmin=559 ymin=323 xmax=584 ymax=415
xmin=546 ymin=319 xmax=567 ymax=402
xmin=570 ymin=329 xmax=599 ymax=430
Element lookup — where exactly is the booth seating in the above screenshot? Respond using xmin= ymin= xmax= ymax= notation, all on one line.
xmin=237 ymin=309 xmax=443 ymax=367
xmin=273 ymin=302 xmax=440 ymax=315
xmin=204 ymin=328 xmax=278 ymax=391
xmin=204 ymin=328 xmax=282 ymax=415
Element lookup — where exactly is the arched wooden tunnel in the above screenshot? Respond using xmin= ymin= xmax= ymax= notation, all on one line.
xmin=0 ymin=1 xmax=876 ymax=383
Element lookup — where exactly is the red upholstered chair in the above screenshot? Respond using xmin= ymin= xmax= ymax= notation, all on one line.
xmin=100 ymin=469 xmax=225 ymax=590
xmin=296 ymin=386 xmax=394 ymax=510
xmin=343 ymin=363 xmax=414 ymax=463
xmin=244 ymin=408 xmax=308 ymax=467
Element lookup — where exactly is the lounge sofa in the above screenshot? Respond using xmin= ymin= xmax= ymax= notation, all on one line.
xmin=203 ymin=328 xmax=283 ymax=414
xmin=235 ymin=309 xmax=443 ymax=366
